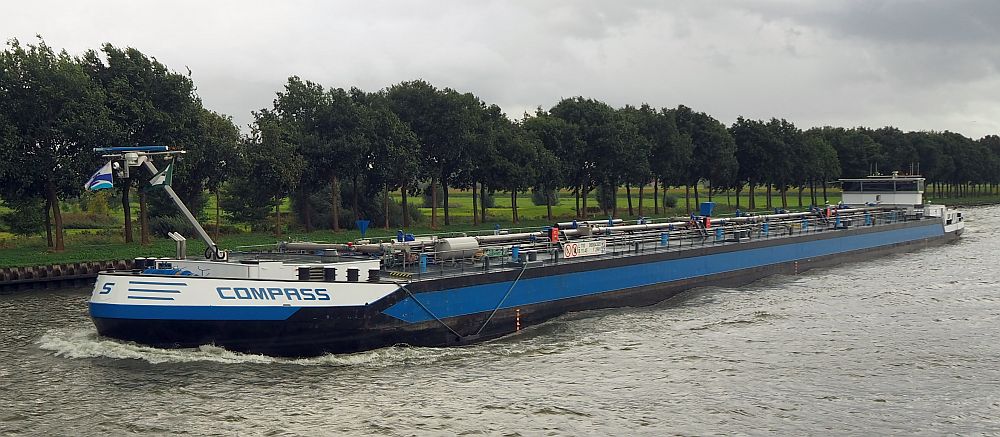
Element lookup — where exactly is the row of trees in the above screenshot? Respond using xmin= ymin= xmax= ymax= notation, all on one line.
xmin=0 ymin=38 xmax=238 ymax=251
xmin=2 ymin=39 xmax=999 ymax=251
xmin=232 ymin=78 xmax=1000 ymax=232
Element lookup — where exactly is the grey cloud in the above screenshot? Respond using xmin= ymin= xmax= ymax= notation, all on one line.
xmin=1 ymin=0 xmax=997 ymax=138
xmin=736 ymin=0 xmax=1000 ymax=45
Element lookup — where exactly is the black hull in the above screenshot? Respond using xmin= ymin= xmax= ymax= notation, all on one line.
xmin=93 ymin=228 xmax=958 ymax=357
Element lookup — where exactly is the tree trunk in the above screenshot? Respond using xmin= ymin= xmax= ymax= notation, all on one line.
xmin=626 ymin=183 xmax=634 ymax=216
xmin=472 ymin=181 xmax=479 ymax=226
xmin=139 ymin=188 xmax=150 ymax=246
xmin=822 ymin=181 xmax=828 ymax=203
xmin=514 ymin=190 xmax=519 ymax=223
xmin=601 ymin=185 xmax=609 ymax=217
xmin=301 ymin=186 xmax=312 ymax=232
xmin=574 ymin=185 xmax=580 ymax=217
xmin=638 ymin=185 xmax=644 ymax=217
xmin=748 ymin=181 xmax=756 ymax=210
xmin=693 ymin=184 xmax=700 ymax=205
xmin=331 ymin=175 xmax=340 ymax=231
xmin=780 ymin=187 xmax=788 ymax=209
xmin=653 ymin=178 xmax=659 ymax=215
xmin=352 ymin=174 xmax=360 ymax=220
xmin=47 ymin=183 xmax=64 ymax=252
xmin=685 ymin=185 xmax=691 ymax=214
xmin=121 ymin=180 xmax=133 ymax=243
xmin=431 ymin=176 xmax=438 ymax=229
xmin=797 ymin=186 xmax=804 ymax=208
xmin=480 ymin=186 xmax=487 ymax=223
xmin=766 ymin=184 xmax=773 ymax=209
xmin=810 ymin=181 xmax=816 ymax=206
xmin=735 ymin=185 xmax=742 ymax=210
xmin=611 ymin=185 xmax=618 ymax=218
xmin=442 ymin=174 xmax=451 ymax=226
xmin=44 ymin=197 xmax=53 ymax=248
xmin=215 ymin=189 xmax=222 ymax=241
xmin=582 ymin=182 xmax=589 ymax=218
xmin=401 ymin=182 xmax=410 ymax=228
xmin=138 ymin=188 xmax=150 ymax=245
xmin=546 ymin=188 xmax=553 ymax=221
xmin=383 ymin=184 xmax=390 ymax=230
xmin=511 ymin=191 xmax=517 ymax=224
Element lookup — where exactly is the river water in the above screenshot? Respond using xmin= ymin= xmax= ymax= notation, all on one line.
xmin=2 ymin=207 xmax=999 ymax=436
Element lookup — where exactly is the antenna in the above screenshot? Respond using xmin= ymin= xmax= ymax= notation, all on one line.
xmin=95 ymin=146 xmax=225 ymax=261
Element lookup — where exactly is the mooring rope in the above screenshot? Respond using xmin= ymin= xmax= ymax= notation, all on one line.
xmin=474 ymin=260 xmax=529 ymax=336
xmin=394 ymin=281 xmax=463 ymax=339
xmin=396 ymin=260 xmax=530 ymax=341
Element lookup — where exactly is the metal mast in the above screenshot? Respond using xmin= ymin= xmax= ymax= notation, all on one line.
xmin=95 ymin=146 xmax=225 ymax=260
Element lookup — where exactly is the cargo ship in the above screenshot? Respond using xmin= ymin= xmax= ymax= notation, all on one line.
xmin=87 ymin=148 xmax=964 ymax=357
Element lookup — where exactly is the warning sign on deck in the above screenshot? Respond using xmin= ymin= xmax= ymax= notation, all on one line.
xmin=562 ymin=240 xmax=607 ymax=258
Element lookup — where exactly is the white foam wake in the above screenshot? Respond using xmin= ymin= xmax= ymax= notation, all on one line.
xmin=37 ymin=328 xmax=276 ymax=365
xmin=36 ymin=327 xmax=548 ymax=367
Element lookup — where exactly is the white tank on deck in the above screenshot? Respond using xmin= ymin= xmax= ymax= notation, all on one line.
xmin=435 ymin=237 xmax=480 ymax=260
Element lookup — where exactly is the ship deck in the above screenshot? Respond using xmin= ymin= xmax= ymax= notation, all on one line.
xmin=227 ymin=206 xmax=937 ymax=284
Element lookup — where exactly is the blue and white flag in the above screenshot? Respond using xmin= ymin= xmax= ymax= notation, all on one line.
xmin=84 ymin=160 xmax=114 ymax=191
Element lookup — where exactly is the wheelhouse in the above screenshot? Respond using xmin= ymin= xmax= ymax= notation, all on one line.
xmin=840 ymin=174 xmax=924 ymax=206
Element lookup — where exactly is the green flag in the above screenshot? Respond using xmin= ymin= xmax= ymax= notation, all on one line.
xmin=148 ymin=162 xmax=173 ymax=189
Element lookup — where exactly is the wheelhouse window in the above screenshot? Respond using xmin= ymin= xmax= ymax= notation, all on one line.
xmin=841 ymin=178 xmax=924 ymax=193
xmin=862 ymin=181 xmax=895 ymax=192
xmin=842 ymin=181 xmax=862 ymax=192
xmin=894 ymin=180 xmax=919 ymax=192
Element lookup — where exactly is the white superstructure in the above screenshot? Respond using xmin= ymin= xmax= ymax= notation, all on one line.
xmin=840 ymin=173 xmax=925 ymax=206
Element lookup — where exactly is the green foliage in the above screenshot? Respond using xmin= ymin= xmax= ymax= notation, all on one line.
xmin=148 ymin=187 xmax=207 ymax=220
xmin=595 ymin=184 xmax=618 ymax=212
xmin=530 ymin=188 xmax=559 ymax=206
xmin=622 ymin=104 xmax=691 ymax=188
xmin=0 ymin=37 xmax=109 ymax=250
xmin=673 ymin=105 xmax=738 ymax=191
xmin=421 ymin=183 xmax=444 ymax=208
xmin=79 ymin=191 xmax=112 ymax=215
xmin=148 ymin=215 xmax=194 ymax=237
xmin=549 ymin=97 xmax=641 ymax=195
xmin=60 ymin=212 xmax=119 ymax=229
xmin=1 ymin=200 xmax=45 ymax=235
xmin=662 ymin=194 xmax=678 ymax=208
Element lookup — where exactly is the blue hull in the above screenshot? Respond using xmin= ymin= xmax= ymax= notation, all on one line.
xmin=92 ymin=220 xmax=954 ymax=356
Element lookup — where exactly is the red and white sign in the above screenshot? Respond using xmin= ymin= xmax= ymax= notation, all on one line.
xmin=562 ymin=240 xmax=607 ymax=258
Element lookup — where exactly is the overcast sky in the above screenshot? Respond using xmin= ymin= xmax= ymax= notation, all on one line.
xmin=4 ymin=0 xmax=998 ymax=138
